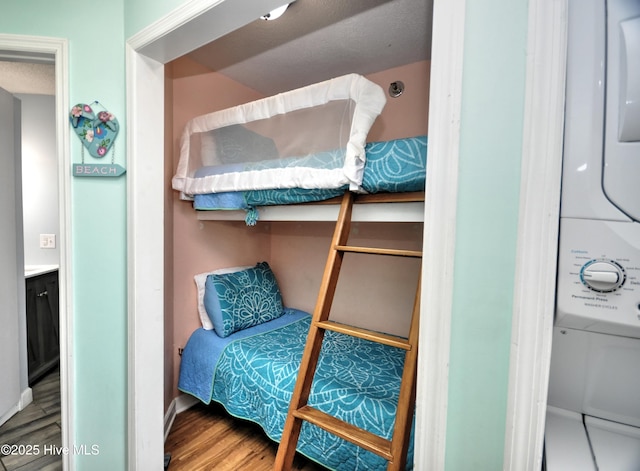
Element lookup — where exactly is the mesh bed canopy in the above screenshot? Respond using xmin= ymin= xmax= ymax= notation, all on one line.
xmin=172 ymin=74 xmax=387 ymax=198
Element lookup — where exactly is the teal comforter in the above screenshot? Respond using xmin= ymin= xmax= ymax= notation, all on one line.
xmin=178 ymin=309 xmax=414 ymax=470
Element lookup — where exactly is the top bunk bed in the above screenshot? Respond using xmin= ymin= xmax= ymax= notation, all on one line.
xmin=172 ymin=73 xmax=427 ymax=224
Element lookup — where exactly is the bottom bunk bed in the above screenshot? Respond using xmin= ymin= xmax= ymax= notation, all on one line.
xmin=178 ymin=307 xmax=415 ymax=470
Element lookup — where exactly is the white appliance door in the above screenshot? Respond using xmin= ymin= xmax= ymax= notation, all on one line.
xmin=545 ymin=407 xmax=597 ymax=471
xmin=586 ymin=416 xmax=640 ymax=471
xmin=0 ymin=87 xmax=24 ymax=425
xmin=603 ymin=0 xmax=640 ymax=222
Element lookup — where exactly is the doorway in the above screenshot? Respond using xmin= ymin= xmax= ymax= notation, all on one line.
xmin=126 ymin=1 xmax=567 ymax=470
xmin=0 ymin=35 xmax=72 ymax=470
xmin=125 ymin=0 xmax=443 ymax=469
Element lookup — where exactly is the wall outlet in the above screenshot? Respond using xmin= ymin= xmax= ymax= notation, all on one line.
xmin=40 ymin=234 xmax=56 ymax=249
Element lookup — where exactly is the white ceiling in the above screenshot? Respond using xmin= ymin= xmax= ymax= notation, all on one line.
xmin=0 ymin=61 xmax=55 ymax=95
xmin=185 ymin=0 xmax=432 ymax=96
xmin=0 ymin=1 xmax=430 ymax=97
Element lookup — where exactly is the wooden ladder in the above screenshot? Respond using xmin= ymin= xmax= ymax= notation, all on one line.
xmin=274 ymin=191 xmax=422 ymax=471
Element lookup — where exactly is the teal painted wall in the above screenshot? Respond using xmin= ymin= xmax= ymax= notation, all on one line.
xmin=125 ymin=0 xmax=188 ymax=39
xmin=445 ymin=0 xmax=528 ymax=470
xmin=0 ymin=2 xmax=127 ymax=469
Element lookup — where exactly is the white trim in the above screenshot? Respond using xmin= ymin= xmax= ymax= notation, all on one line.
xmin=414 ymin=0 xmax=466 ymax=469
xmin=128 ymin=0 xmax=294 ymax=63
xmin=503 ymin=1 xmax=568 ymax=470
xmin=0 ymin=404 xmax=19 ymax=429
xmin=197 ymin=202 xmax=425 ymax=223
xmin=19 ymin=387 xmax=33 ymax=410
xmin=126 ymin=43 xmax=166 ymax=471
xmin=0 ymin=34 xmax=72 ymax=471
xmin=127 ymin=0 xmax=224 ymax=51
xmin=175 ymin=393 xmax=199 ymax=414
xmin=163 ymin=398 xmax=177 ymax=442
xmin=164 ymin=394 xmax=200 ymax=442
xmin=55 ymin=39 xmax=73 ymax=471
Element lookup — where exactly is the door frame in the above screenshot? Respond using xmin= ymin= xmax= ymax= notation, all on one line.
xmin=0 ymin=35 xmax=72 ymax=470
xmin=126 ymin=0 xmax=567 ymax=469
xmin=503 ymin=1 xmax=567 ymax=469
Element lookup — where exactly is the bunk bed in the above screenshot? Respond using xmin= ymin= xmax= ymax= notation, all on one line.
xmin=173 ymin=74 xmax=423 ymax=469
xmin=178 ymin=264 xmax=415 ymax=470
xmin=172 ymin=73 xmax=427 ymax=224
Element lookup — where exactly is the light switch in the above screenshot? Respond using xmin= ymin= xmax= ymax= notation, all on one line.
xmin=40 ymin=234 xmax=56 ymax=249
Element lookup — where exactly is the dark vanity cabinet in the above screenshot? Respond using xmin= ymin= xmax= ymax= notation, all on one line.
xmin=25 ymin=270 xmax=59 ymax=385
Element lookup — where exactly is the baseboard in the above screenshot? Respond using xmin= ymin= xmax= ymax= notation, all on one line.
xmin=175 ymin=393 xmax=199 ymax=414
xmin=164 ymin=399 xmax=176 ymax=442
xmin=0 ymin=387 xmax=33 ymax=425
xmin=0 ymin=405 xmax=18 ymax=429
xmin=20 ymin=387 xmax=33 ymax=410
xmin=164 ymin=394 xmax=199 ymax=442
xmin=0 ymin=387 xmax=34 ymax=428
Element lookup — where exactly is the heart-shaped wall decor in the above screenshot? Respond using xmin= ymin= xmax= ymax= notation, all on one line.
xmin=69 ymin=102 xmax=119 ymax=158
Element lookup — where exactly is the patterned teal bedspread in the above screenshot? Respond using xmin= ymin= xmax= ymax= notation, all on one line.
xmin=193 ymin=136 xmax=427 ymax=223
xmin=178 ymin=310 xmax=414 ymax=470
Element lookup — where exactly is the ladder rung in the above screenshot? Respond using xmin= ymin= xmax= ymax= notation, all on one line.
xmin=335 ymin=245 xmax=422 ymax=258
xmin=293 ymin=406 xmax=393 ymax=461
xmin=315 ymin=320 xmax=411 ymax=350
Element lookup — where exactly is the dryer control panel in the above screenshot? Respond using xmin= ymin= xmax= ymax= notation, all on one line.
xmin=580 ymin=259 xmax=626 ymax=293
xmin=556 ymin=218 xmax=640 ymax=339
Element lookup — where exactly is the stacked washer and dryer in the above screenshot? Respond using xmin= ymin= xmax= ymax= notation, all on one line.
xmin=544 ymin=0 xmax=640 ymax=469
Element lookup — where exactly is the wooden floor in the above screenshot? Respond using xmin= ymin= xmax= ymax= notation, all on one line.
xmin=0 ymin=372 xmax=324 ymax=470
xmin=0 ymin=368 xmax=61 ymax=471
xmin=165 ymin=401 xmax=326 ymax=471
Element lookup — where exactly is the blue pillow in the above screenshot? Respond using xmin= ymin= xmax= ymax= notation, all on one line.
xmin=203 ymin=262 xmax=284 ymax=338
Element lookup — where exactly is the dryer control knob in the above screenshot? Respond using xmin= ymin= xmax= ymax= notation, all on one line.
xmin=580 ymin=259 xmax=626 ymax=293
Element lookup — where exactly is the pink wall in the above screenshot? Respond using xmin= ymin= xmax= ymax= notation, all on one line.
xmin=168 ymin=58 xmax=271 ymax=401
xmin=367 ymin=60 xmax=430 ymax=141
xmin=270 ymin=60 xmax=429 ymax=338
xmin=269 ymin=222 xmax=423 ymax=338
xmin=166 ymin=59 xmax=429 ymax=400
